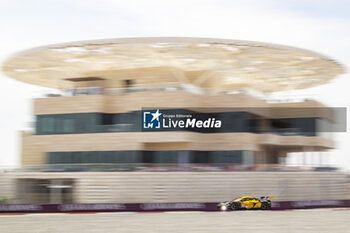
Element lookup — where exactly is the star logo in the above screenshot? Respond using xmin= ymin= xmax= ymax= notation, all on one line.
xmin=150 ymin=109 xmax=162 ymax=122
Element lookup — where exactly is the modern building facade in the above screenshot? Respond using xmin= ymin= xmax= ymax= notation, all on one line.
xmin=23 ymin=91 xmax=335 ymax=168
xmin=1 ymin=38 xmax=346 ymax=203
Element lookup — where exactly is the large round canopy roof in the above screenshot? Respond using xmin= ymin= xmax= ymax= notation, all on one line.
xmin=2 ymin=37 xmax=344 ymax=93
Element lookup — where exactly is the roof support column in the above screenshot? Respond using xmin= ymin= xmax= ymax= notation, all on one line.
xmin=302 ymin=146 xmax=307 ymax=166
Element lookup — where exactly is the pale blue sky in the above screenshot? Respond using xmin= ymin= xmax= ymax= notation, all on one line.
xmin=0 ymin=0 xmax=349 ymax=169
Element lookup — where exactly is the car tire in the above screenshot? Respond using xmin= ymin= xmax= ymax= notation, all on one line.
xmin=230 ymin=203 xmax=240 ymax=210
xmin=261 ymin=202 xmax=270 ymax=210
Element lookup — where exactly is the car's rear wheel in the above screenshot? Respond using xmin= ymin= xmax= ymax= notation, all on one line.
xmin=261 ymin=202 xmax=270 ymax=210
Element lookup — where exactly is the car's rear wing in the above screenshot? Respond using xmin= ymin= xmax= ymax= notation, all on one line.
xmin=260 ymin=196 xmax=274 ymax=200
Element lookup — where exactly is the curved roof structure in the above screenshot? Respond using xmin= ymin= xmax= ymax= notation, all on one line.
xmin=2 ymin=37 xmax=344 ymax=93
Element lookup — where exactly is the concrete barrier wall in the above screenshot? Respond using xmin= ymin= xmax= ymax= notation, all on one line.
xmin=1 ymin=200 xmax=350 ymax=213
xmin=4 ymin=171 xmax=348 ymax=204
xmin=0 ymin=173 xmax=14 ymax=201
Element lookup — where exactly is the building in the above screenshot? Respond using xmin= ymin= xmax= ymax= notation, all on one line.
xmin=1 ymin=37 xmax=346 ymax=204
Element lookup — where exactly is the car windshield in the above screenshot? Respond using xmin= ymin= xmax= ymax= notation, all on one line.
xmin=232 ymin=197 xmax=241 ymax=201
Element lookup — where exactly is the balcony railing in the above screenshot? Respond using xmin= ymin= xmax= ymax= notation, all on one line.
xmin=260 ymin=128 xmax=315 ymax=136
xmin=12 ymin=163 xmax=338 ymax=173
xmin=39 ymin=86 xmax=316 ymax=103
xmin=98 ymin=124 xmax=135 ymax=132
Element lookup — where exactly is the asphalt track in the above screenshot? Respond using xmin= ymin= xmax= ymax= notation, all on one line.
xmin=0 ymin=209 xmax=349 ymax=233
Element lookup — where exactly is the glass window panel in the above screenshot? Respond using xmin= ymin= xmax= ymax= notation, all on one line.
xmin=210 ymin=151 xmax=242 ymax=164
xmin=152 ymin=151 xmax=177 ymax=163
xmin=193 ymin=151 xmax=210 ymax=163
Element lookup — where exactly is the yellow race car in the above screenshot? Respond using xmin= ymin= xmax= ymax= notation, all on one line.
xmin=217 ymin=196 xmax=274 ymax=211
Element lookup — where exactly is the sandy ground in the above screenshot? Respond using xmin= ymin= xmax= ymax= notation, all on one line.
xmin=0 ymin=209 xmax=349 ymax=233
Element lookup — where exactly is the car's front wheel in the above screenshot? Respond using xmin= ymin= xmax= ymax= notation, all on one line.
xmin=230 ymin=203 xmax=240 ymax=210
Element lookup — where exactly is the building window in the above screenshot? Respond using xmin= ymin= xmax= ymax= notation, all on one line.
xmin=36 ymin=111 xmax=317 ymax=136
xmin=47 ymin=150 xmax=248 ymax=165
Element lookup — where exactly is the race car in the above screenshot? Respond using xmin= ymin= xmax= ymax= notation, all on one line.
xmin=217 ymin=196 xmax=274 ymax=211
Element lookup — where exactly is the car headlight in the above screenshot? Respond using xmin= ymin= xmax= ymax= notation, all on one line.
xmin=220 ymin=205 xmax=227 ymax=211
